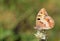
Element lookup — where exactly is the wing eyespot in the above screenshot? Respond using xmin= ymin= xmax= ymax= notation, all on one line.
xmin=37 ymin=18 xmax=40 ymax=20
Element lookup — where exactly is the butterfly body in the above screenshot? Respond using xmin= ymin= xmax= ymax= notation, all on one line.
xmin=35 ymin=8 xmax=54 ymax=30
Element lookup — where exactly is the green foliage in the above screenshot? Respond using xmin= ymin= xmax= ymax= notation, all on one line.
xmin=0 ymin=0 xmax=60 ymax=41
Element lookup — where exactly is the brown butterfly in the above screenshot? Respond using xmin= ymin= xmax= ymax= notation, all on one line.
xmin=34 ymin=8 xmax=55 ymax=30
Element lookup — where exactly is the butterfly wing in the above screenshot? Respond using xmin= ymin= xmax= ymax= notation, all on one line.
xmin=45 ymin=16 xmax=55 ymax=29
xmin=34 ymin=8 xmax=55 ymax=30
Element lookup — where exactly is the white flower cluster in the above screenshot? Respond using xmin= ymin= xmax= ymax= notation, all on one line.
xmin=34 ymin=30 xmax=46 ymax=39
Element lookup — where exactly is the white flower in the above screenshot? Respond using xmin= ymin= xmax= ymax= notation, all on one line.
xmin=34 ymin=31 xmax=46 ymax=39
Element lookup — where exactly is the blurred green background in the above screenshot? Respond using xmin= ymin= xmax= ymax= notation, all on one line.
xmin=0 ymin=0 xmax=60 ymax=41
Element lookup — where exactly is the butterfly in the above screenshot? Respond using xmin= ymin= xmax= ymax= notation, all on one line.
xmin=34 ymin=8 xmax=55 ymax=30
